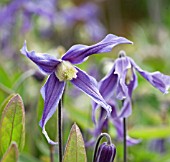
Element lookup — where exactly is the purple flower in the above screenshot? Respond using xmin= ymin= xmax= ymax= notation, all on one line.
xmin=60 ymin=2 xmax=106 ymax=41
xmin=94 ymin=50 xmax=170 ymax=119
xmin=0 ymin=0 xmax=58 ymax=56
xmin=20 ymin=34 xmax=132 ymax=144
xmin=0 ymin=0 xmax=56 ymax=30
xmin=149 ymin=139 xmax=166 ymax=154
xmin=87 ymin=101 xmax=140 ymax=147
xmin=94 ymin=142 xmax=116 ymax=162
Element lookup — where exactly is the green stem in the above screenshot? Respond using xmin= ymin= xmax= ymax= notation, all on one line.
xmin=123 ymin=117 xmax=127 ymax=162
xmin=0 ymin=83 xmax=14 ymax=94
xmin=58 ymin=99 xmax=63 ymax=162
xmin=50 ymin=145 xmax=54 ymax=162
xmin=13 ymin=70 xmax=35 ymax=91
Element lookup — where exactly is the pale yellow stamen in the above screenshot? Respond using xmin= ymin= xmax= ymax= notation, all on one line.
xmin=126 ymin=68 xmax=133 ymax=85
xmin=55 ymin=61 xmax=78 ymax=81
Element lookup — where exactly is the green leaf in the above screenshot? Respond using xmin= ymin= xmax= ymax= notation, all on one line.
xmin=19 ymin=154 xmax=41 ymax=162
xmin=0 ymin=94 xmax=25 ymax=156
xmin=129 ymin=126 xmax=170 ymax=139
xmin=1 ymin=142 xmax=19 ymax=162
xmin=0 ymin=94 xmax=16 ymax=121
xmin=62 ymin=123 xmax=87 ymax=162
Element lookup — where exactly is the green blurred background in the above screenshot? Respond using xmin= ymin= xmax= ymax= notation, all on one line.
xmin=1 ymin=0 xmax=170 ymax=161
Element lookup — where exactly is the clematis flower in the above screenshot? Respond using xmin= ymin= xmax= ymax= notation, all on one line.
xmin=87 ymin=101 xmax=140 ymax=147
xmin=20 ymin=34 xmax=132 ymax=144
xmin=93 ymin=50 xmax=170 ymax=119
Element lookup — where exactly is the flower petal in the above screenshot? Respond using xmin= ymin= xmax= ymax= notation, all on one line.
xmin=71 ymin=67 xmax=112 ymax=117
xmin=92 ymin=108 xmax=108 ymax=137
xmin=129 ymin=57 xmax=170 ymax=94
xmin=91 ymin=65 xmax=117 ymax=123
xmin=20 ymin=41 xmax=60 ymax=74
xmin=112 ymin=114 xmax=141 ymax=146
xmin=62 ymin=34 xmax=132 ymax=64
xmin=127 ymin=68 xmax=138 ymax=97
xmin=39 ymin=73 xmax=65 ymax=144
xmin=118 ymin=97 xmax=132 ymax=118
xmin=99 ymin=65 xmax=117 ymax=100
xmin=126 ymin=136 xmax=141 ymax=146
xmin=114 ymin=57 xmax=131 ymax=100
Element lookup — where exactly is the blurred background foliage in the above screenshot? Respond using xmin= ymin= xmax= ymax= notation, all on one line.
xmin=1 ymin=0 xmax=170 ymax=161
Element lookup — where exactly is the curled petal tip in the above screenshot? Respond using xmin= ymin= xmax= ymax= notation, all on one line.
xmin=42 ymin=128 xmax=58 ymax=145
xmin=107 ymin=105 xmax=112 ymax=114
xmin=130 ymin=41 xmax=133 ymax=44
xmin=105 ymin=105 xmax=112 ymax=119
xmin=20 ymin=40 xmax=28 ymax=55
xmin=164 ymin=85 xmax=170 ymax=94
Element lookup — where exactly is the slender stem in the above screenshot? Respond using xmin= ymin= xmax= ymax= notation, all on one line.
xmin=13 ymin=70 xmax=35 ymax=91
xmin=123 ymin=117 xmax=127 ymax=162
xmin=0 ymin=83 xmax=14 ymax=94
xmin=58 ymin=99 xmax=63 ymax=162
xmin=93 ymin=133 xmax=112 ymax=162
xmin=50 ymin=145 xmax=54 ymax=162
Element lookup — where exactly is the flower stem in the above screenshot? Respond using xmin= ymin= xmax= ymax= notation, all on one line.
xmin=0 ymin=83 xmax=14 ymax=94
xmin=50 ymin=145 xmax=54 ymax=162
xmin=93 ymin=133 xmax=112 ymax=162
xmin=13 ymin=69 xmax=35 ymax=91
xmin=123 ymin=117 xmax=127 ymax=162
xmin=58 ymin=99 xmax=63 ymax=162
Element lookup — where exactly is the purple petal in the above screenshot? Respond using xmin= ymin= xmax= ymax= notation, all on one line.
xmin=61 ymin=2 xmax=99 ymax=25
xmin=149 ymin=139 xmax=166 ymax=153
xmin=62 ymin=34 xmax=133 ymax=64
xmin=108 ymin=101 xmax=140 ymax=146
xmin=129 ymin=57 xmax=170 ymax=94
xmin=84 ymin=19 xmax=106 ymax=41
xmin=114 ymin=57 xmax=131 ymax=100
xmin=91 ymin=65 xmax=117 ymax=123
xmin=99 ymin=65 xmax=117 ymax=100
xmin=20 ymin=41 xmax=60 ymax=74
xmin=126 ymin=136 xmax=142 ymax=146
xmin=39 ymin=73 xmax=65 ymax=144
xmin=92 ymin=108 xmax=108 ymax=137
xmin=97 ymin=142 xmax=116 ymax=162
xmin=85 ymin=138 xmax=96 ymax=147
xmin=112 ymin=116 xmax=141 ymax=146
xmin=23 ymin=0 xmax=56 ymax=21
xmin=118 ymin=98 xmax=132 ymax=118
xmin=127 ymin=68 xmax=138 ymax=97
xmin=71 ymin=67 xmax=112 ymax=117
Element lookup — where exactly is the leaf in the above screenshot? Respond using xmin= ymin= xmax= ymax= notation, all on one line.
xmin=62 ymin=123 xmax=87 ymax=162
xmin=128 ymin=126 xmax=170 ymax=139
xmin=0 ymin=94 xmax=16 ymax=121
xmin=18 ymin=153 xmax=41 ymax=162
xmin=1 ymin=142 xmax=19 ymax=162
xmin=0 ymin=94 xmax=25 ymax=156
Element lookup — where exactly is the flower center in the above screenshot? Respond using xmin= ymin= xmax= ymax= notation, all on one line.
xmin=55 ymin=61 xmax=78 ymax=81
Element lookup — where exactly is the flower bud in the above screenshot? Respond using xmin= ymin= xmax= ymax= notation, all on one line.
xmin=95 ymin=142 xmax=116 ymax=162
xmin=55 ymin=61 xmax=78 ymax=81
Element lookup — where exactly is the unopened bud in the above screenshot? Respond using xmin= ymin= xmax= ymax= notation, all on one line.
xmin=95 ymin=142 xmax=116 ymax=162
